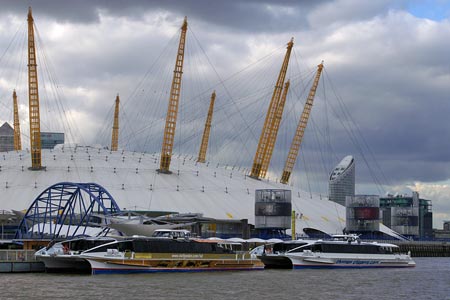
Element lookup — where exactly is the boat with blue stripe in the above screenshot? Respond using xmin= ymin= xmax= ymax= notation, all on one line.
xmin=258 ymin=234 xmax=415 ymax=269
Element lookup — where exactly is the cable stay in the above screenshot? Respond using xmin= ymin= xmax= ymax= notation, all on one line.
xmin=284 ymin=60 xmax=390 ymax=197
xmin=0 ymin=10 xmax=392 ymax=200
xmin=104 ymin=19 xmax=292 ymax=171
xmin=323 ymin=68 xmax=389 ymax=194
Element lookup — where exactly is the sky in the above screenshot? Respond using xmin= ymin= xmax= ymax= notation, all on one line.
xmin=0 ymin=0 xmax=449 ymax=228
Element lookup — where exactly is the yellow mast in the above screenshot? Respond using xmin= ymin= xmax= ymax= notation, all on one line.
xmin=197 ymin=91 xmax=216 ymax=163
xmin=159 ymin=17 xmax=188 ymax=173
xmin=13 ymin=90 xmax=22 ymax=151
xmin=291 ymin=210 xmax=296 ymax=240
xmin=280 ymin=62 xmax=324 ymax=184
xmin=259 ymin=80 xmax=290 ymax=178
xmin=111 ymin=94 xmax=120 ymax=151
xmin=250 ymin=38 xmax=294 ymax=179
xmin=27 ymin=7 xmax=43 ymax=169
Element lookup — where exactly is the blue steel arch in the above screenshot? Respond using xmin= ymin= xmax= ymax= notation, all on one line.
xmin=16 ymin=182 xmax=121 ymax=239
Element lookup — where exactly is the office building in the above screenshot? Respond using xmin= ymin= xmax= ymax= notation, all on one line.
xmin=346 ymin=194 xmax=380 ymax=233
xmin=380 ymin=192 xmax=433 ymax=239
xmin=40 ymin=132 xmax=64 ymax=149
xmin=0 ymin=122 xmax=14 ymax=152
xmin=329 ymin=155 xmax=355 ymax=206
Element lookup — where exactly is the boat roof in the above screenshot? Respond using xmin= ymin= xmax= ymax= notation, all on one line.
xmin=153 ymin=229 xmax=191 ymax=233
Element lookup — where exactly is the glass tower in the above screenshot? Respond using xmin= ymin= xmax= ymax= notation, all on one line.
xmin=328 ymin=155 xmax=355 ymax=206
xmin=0 ymin=122 xmax=14 ymax=152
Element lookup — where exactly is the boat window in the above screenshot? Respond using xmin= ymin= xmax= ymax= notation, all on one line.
xmin=93 ymin=239 xmax=115 ymax=247
xmin=289 ymin=245 xmax=312 ymax=253
xmin=320 ymin=243 xmax=381 ymax=254
xmin=312 ymin=244 xmax=322 ymax=252
xmin=70 ymin=239 xmax=115 ymax=251
xmin=131 ymin=239 xmax=234 ymax=254
xmin=84 ymin=241 xmax=130 ymax=253
xmin=378 ymin=246 xmax=394 ymax=254
xmin=153 ymin=231 xmax=171 ymax=238
xmin=152 ymin=230 xmax=190 ymax=239
xmin=250 ymin=245 xmax=264 ymax=255
xmin=117 ymin=241 xmax=134 ymax=252
xmin=288 ymin=242 xmax=390 ymax=254
xmin=273 ymin=242 xmax=308 ymax=252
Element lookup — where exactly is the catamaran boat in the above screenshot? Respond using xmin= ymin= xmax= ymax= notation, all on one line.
xmin=104 ymin=213 xmax=195 ymax=237
xmin=80 ymin=233 xmax=264 ymax=274
xmin=35 ymin=236 xmax=118 ymax=273
xmin=258 ymin=235 xmax=415 ymax=269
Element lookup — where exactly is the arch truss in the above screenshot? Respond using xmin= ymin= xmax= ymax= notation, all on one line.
xmin=16 ymin=182 xmax=121 ymax=239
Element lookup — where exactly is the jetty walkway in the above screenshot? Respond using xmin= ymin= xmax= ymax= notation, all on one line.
xmin=0 ymin=250 xmax=44 ymax=273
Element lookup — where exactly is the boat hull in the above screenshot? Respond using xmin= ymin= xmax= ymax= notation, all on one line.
xmin=257 ymin=254 xmax=293 ymax=269
xmin=36 ymin=255 xmax=91 ymax=273
xmin=288 ymin=253 xmax=416 ymax=269
xmin=85 ymin=255 xmax=264 ymax=275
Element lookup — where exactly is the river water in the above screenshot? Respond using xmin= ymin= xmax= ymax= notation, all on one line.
xmin=1 ymin=258 xmax=449 ymax=300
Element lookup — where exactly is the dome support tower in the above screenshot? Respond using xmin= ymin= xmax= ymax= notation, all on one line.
xmin=159 ymin=17 xmax=188 ymax=174
xmin=197 ymin=91 xmax=216 ymax=163
xmin=250 ymin=38 xmax=293 ymax=180
xmin=260 ymin=80 xmax=290 ymax=178
xmin=111 ymin=94 xmax=120 ymax=151
xmin=13 ymin=90 xmax=22 ymax=151
xmin=27 ymin=7 xmax=43 ymax=170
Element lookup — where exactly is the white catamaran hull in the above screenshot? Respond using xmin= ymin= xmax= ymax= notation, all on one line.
xmin=287 ymin=252 xmax=416 ymax=269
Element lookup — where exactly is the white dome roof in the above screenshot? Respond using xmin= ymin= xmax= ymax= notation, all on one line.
xmin=0 ymin=146 xmax=401 ymax=238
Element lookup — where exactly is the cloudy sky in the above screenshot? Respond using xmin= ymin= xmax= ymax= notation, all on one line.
xmin=0 ymin=0 xmax=449 ymax=228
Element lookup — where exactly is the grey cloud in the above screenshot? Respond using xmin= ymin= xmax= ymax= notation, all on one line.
xmin=307 ymin=0 xmax=407 ymax=27
xmin=3 ymin=0 xmax=335 ymax=32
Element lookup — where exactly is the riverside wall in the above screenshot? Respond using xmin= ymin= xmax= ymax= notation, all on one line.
xmin=391 ymin=241 xmax=450 ymax=257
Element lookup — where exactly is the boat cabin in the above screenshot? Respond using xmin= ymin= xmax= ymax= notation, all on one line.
xmin=289 ymin=241 xmax=398 ymax=254
xmin=152 ymin=229 xmax=191 ymax=239
xmin=83 ymin=237 xmax=235 ymax=255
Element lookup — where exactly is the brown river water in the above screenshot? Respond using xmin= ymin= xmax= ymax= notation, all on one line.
xmin=1 ymin=257 xmax=449 ymax=300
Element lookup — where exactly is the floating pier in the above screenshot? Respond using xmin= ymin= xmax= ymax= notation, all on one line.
xmin=0 ymin=250 xmax=44 ymax=273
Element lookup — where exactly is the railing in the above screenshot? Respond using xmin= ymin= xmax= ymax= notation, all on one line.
xmin=0 ymin=250 xmax=38 ymax=262
xmin=0 ymin=233 xmax=17 ymax=240
xmin=360 ymin=238 xmax=450 ymax=245
xmin=351 ymin=239 xmax=450 ymax=257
